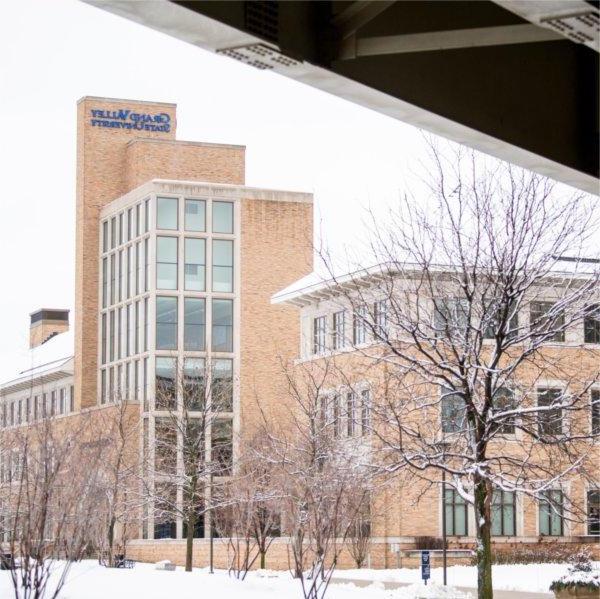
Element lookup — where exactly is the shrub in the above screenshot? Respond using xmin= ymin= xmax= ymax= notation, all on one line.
xmin=550 ymin=549 xmax=600 ymax=593
xmin=492 ymin=544 xmax=597 ymax=565
xmin=414 ymin=536 xmax=447 ymax=550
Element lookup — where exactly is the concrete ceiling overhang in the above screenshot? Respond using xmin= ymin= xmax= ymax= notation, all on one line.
xmin=83 ymin=0 xmax=599 ymax=195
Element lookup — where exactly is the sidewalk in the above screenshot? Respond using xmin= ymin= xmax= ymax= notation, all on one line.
xmin=330 ymin=575 xmax=554 ymax=598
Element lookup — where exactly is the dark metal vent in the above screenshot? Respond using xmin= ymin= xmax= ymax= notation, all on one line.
xmin=245 ymin=1 xmax=279 ymax=44
xmin=217 ymin=43 xmax=301 ymax=71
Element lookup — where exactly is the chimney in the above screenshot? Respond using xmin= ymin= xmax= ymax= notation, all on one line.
xmin=29 ymin=309 xmax=70 ymax=349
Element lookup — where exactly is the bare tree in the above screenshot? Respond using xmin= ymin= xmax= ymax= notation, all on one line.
xmin=260 ymin=359 xmax=373 ymax=599
xmin=93 ymin=395 xmax=141 ymax=567
xmin=320 ymin=145 xmax=600 ymax=598
xmin=148 ymin=358 xmax=234 ymax=571
xmin=347 ymin=494 xmax=372 ymax=569
xmin=213 ymin=431 xmax=282 ymax=578
xmin=0 ymin=413 xmax=104 ymax=599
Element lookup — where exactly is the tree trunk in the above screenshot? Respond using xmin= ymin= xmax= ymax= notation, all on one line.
xmin=185 ymin=511 xmax=195 ymax=572
xmin=474 ymin=478 xmax=493 ymax=599
xmin=260 ymin=549 xmax=266 ymax=570
xmin=107 ymin=516 xmax=116 ymax=567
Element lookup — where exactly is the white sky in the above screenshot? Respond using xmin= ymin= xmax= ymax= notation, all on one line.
xmin=1 ymin=1 xmax=586 ymax=384
xmin=0 ymin=0 xmax=433 ymax=382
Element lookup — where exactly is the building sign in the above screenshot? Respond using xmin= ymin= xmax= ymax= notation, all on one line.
xmin=421 ymin=550 xmax=431 ymax=584
xmin=89 ymin=108 xmax=171 ymax=132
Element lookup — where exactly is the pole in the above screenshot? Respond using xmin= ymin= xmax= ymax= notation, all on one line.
xmin=209 ymin=471 xmax=214 ymax=574
xmin=442 ymin=468 xmax=447 ymax=586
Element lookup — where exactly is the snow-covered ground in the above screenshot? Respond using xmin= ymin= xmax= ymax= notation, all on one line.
xmin=335 ymin=563 xmax=579 ymax=593
xmin=2 ymin=560 xmax=590 ymax=598
xmin=0 ymin=561 xmax=469 ymax=599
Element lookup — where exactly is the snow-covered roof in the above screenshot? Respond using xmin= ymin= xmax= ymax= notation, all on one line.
xmin=272 ymin=257 xmax=599 ymax=307
xmin=0 ymin=328 xmax=74 ymax=395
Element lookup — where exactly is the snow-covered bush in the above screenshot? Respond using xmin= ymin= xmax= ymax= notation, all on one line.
xmin=493 ymin=544 xmax=595 ymax=565
xmin=549 ymin=550 xmax=600 ymax=594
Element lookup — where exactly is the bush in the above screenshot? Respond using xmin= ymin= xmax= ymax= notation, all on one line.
xmin=414 ymin=536 xmax=447 ymax=550
xmin=550 ymin=549 xmax=600 ymax=593
xmin=492 ymin=544 xmax=597 ymax=565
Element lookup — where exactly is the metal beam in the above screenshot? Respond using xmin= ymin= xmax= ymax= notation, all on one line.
xmin=342 ymin=24 xmax=562 ymax=59
xmin=332 ymin=0 xmax=396 ymax=40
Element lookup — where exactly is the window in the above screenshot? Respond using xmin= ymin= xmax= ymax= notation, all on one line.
xmin=155 ymin=357 xmax=177 ymax=410
xmin=125 ymin=304 xmax=131 ymax=357
xmin=592 ymin=390 xmax=600 ymax=435
xmin=353 ymin=305 xmax=367 ymax=345
xmin=69 ymin=385 xmax=74 ymax=412
xmin=110 ymin=216 xmax=116 ymax=249
xmin=109 ymin=367 xmax=114 ymax=402
xmin=109 ymin=310 xmax=115 ymax=362
xmin=584 ymin=304 xmax=600 ymax=344
xmin=332 ymin=395 xmax=341 ymax=438
xmin=59 ymin=389 xmax=65 ymax=415
xmin=332 ymin=310 xmax=346 ymax=350
xmin=434 ymin=298 xmax=469 ymax=338
xmin=212 ymin=419 xmax=233 ymax=475
xmin=127 ymin=207 xmax=132 ymax=242
xmin=156 ymin=297 xmax=178 ymax=350
xmin=153 ymin=483 xmax=177 ymax=538
xmin=441 ymin=387 xmax=466 ymax=433
xmin=444 ymin=488 xmax=468 ymax=536
xmin=117 ymin=249 xmax=123 ymax=302
xmin=539 ymin=490 xmax=564 ymax=536
xmin=374 ymin=300 xmax=389 ymax=339
xmin=156 ymin=197 xmax=178 ymax=230
xmin=212 ymin=359 xmax=233 ymax=412
xmin=144 ymin=199 xmax=149 ymax=233
xmin=118 ymin=212 xmax=123 ymax=245
xmin=492 ymin=387 xmax=516 ymax=435
xmin=212 ymin=201 xmax=233 ymax=234
xmin=102 ymin=220 xmax=108 ymax=253
xmin=212 ymin=299 xmax=233 ymax=352
xmin=185 ymin=199 xmax=206 ymax=232
xmin=135 ymin=241 xmax=141 ymax=295
xmin=491 ymin=490 xmax=516 ymax=536
xmin=135 ymin=300 xmax=140 ymax=354
xmin=183 ymin=358 xmax=205 ymax=411
xmin=101 ymin=313 xmax=107 ymax=364
xmin=102 ymin=258 xmax=108 ymax=308
xmin=530 ymin=301 xmax=565 ymax=342
xmin=126 ymin=246 xmax=132 ymax=298
xmin=538 ymin=388 xmax=563 ymax=436
xmin=313 ymin=316 xmax=326 ymax=355
xmin=212 ymin=239 xmax=233 ymax=293
xmin=117 ymin=308 xmax=122 ymax=359
xmin=184 ymin=298 xmax=206 ymax=351
xmin=101 ymin=370 xmax=106 ymax=404
xmin=144 ymin=238 xmax=149 ymax=292
xmin=588 ymin=490 xmax=600 ymax=535
xmin=156 ymin=236 xmax=178 ymax=290
xmin=346 ymin=392 xmax=355 ymax=437
xmin=144 ymin=297 xmax=148 ymax=351
xmin=110 ymin=254 xmax=116 ymax=305
xmin=483 ymin=299 xmax=519 ymax=340
xmin=184 ymin=238 xmax=205 ymax=291
xmin=360 ymin=389 xmax=370 ymax=436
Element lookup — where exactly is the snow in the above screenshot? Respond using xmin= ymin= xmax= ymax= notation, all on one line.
xmin=0 ymin=561 xmax=473 ymax=599
xmin=335 ymin=563 xmax=600 ymax=593
xmin=5 ymin=561 xmax=597 ymax=598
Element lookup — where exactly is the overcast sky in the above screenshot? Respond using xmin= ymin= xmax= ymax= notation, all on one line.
xmin=1 ymin=0 xmax=586 ymax=384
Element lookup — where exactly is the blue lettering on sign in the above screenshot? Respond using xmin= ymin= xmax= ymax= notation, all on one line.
xmin=89 ymin=108 xmax=171 ymax=132
xmin=421 ymin=550 xmax=431 ymax=583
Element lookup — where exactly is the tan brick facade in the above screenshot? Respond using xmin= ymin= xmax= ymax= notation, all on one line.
xmin=75 ymin=97 xmax=245 ymax=410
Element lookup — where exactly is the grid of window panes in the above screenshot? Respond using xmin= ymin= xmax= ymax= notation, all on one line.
xmin=127 ymin=195 xmax=236 ymax=541
xmin=0 ymin=384 xmax=75 ymax=428
xmin=99 ymin=197 xmax=151 ymax=405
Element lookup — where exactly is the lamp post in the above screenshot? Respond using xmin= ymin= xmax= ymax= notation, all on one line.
xmin=209 ymin=470 xmax=214 ymax=574
xmin=442 ymin=467 xmax=447 ymax=586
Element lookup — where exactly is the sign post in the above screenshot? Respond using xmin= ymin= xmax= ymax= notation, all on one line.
xmin=421 ymin=550 xmax=431 ymax=586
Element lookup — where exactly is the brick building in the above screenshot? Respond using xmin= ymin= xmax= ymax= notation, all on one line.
xmin=0 ymin=96 xmax=598 ymax=569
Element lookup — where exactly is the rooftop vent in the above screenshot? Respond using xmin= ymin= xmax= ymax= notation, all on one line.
xmin=540 ymin=9 xmax=600 ymax=50
xmin=216 ymin=42 xmax=301 ymax=71
xmin=29 ymin=309 xmax=70 ymax=349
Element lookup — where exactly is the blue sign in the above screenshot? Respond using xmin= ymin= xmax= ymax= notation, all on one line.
xmin=421 ymin=550 xmax=431 ymax=584
xmin=89 ymin=108 xmax=171 ymax=132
